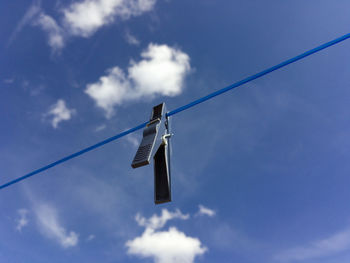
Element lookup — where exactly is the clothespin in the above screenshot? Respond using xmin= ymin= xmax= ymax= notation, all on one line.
xmin=131 ymin=103 xmax=172 ymax=204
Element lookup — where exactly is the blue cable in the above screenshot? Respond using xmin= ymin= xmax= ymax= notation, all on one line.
xmin=1 ymin=33 xmax=350 ymax=190
xmin=167 ymin=33 xmax=350 ymax=116
xmin=0 ymin=122 xmax=148 ymax=190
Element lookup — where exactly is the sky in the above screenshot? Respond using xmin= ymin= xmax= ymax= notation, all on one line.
xmin=1 ymin=0 xmax=350 ymax=262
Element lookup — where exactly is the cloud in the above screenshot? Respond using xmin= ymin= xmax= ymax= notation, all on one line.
xmin=126 ymin=209 xmax=206 ymax=263
xmin=16 ymin=209 xmax=29 ymax=232
xmin=128 ymin=43 xmax=190 ymax=96
xmin=87 ymin=234 xmax=95 ymax=241
xmin=95 ymin=124 xmax=107 ymax=132
xmin=7 ymin=0 xmax=41 ymax=47
xmin=45 ymin=99 xmax=75 ymax=128
xmin=125 ymin=30 xmax=140 ymax=45
xmin=196 ymin=205 xmax=216 ymax=217
xmin=9 ymin=0 xmax=157 ymax=52
xmin=34 ymin=204 xmax=79 ymax=248
xmin=4 ymin=78 xmax=15 ymax=84
xmin=63 ymin=0 xmax=156 ymax=37
xmin=85 ymin=67 xmax=131 ymax=118
xmin=125 ymin=133 xmax=140 ymax=147
xmin=85 ymin=43 xmax=190 ymax=117
xmin=135 ymin=209 xmax=189 ymax=231
xmin=127 ymin=227 xmax=206 ymax=263
xmin=31 ymin=0 xmax=155 ymax=51
xmin=29 ymin=84 xmax=46 ymax=96
xmin=274 ymin=227 xmax=350 ymax=262
xmin=34 ymin=13 xmax=65 ymax=52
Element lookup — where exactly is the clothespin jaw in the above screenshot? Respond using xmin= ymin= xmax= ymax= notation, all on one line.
xmin=131 ymin=103 xmax=172 ymax=204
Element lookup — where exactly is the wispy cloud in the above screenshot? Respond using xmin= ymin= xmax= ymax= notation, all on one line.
xmin=3 ymin=78 xmax=14 ymax=84
xmin=85 ymin=43 xmax=190 ymax=117
xmin=95 ymin=124 xmax=107 ymax=132
xmin=45 ymin=99 xmax=76 ymax=128
xmin=34 ymin=204 xmax=79 ymax=248
xmin=29 ymin=84 xmax=45 ymax=96
xmin=34 ymin=13 xmax=65 ymax=53
xmin=274 ymin=227 xmax=350 ymax=262
xmin=196 ymin=204 xmax=216 ymax=217
xmin=86 ymin=234 xmax=95 ymax=242
xmin=16 ymin=209 xmax=29 ymax=232
xmin=125 ymin=30 xmax=140 ymax=45
xmin=126 ymin=133 xmax=140 ymax=148
xmin=7 ymin=0 xmax=41 ymax=47
xmin=126 ymin=209 xmax=206 ymax=263
xmin=6 ymin=1 xmax=64 ymax=54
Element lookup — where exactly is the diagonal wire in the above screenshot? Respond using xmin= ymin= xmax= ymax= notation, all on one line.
xmin=0 ymin=122 xmax=148 ymax=190
xmin=167 ymin=33 xmax=350 ymax=116
xmin=1 ymin=33 xmax=350 ymax=190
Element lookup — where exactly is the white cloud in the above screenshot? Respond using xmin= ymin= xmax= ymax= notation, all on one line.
xmin=196 ymin=205 xmax=215 ymax=217
xmin=63 ymin=0 xmax=120 ymax=37
xmin=125 ymin=30 xmax=140 ymax=45
xmin=16 ymin=209 xmax=29 ymax=232
xmin=46 ymin=99 xmax=75 ymax=128
xmin=12 ymin=0 xmax=156 ymax=52
xmin=128 ymin=43 xmax=190 ymax=97
xmin=63 ymin=0 xmax=156 ymax=37
xmin=35 ymin=204 xmax=79 ymax=248
xmin=85 ymin=43 xmax=190 ymax=117
xmin=85 ymin=67 xmax=131 ymax=118
xmin=30 ymin=0 xmax=156 ymax=51
xmin=274 ymin=228 xmax=350 ymax=262
xmin=34 ymin=13 xmax=65 ymax=52
xmin=127 ymin=227 xmax=206 ymax=263
xmin=126 ymin=209 xmax=206 ymax=263
xmin=135 ymin=209 xmax=189 ymax=231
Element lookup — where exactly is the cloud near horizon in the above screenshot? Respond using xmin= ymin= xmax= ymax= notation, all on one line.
xmin=85 ymin=43 xmax=191 ymax=117
xmin=126 ymin=209 xmax=206 ymax=263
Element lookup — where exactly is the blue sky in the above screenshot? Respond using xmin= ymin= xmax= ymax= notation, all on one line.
xmin=1 ymin=0 xmax=350 ymax=262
